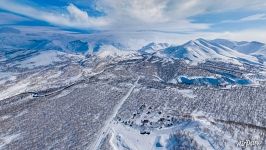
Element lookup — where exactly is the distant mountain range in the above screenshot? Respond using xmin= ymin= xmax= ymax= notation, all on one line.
xmin=140 ymin=38 xmax=265 ymax=65
xmin=1 ymin=27 xmax=266 ymax=70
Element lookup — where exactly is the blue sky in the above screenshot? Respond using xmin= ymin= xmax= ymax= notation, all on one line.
xmin=1 ymin=0 xmax=266 ymax=42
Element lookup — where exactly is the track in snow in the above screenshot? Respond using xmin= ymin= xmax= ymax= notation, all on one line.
xmin=90 ymin=76 xmax=140 ymax=150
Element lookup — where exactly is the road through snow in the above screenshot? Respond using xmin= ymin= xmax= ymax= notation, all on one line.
xmin=90 ymin=76 xmax=140 ymax=150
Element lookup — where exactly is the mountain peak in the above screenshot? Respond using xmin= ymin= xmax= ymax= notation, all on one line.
xmin=139 ymin=42 xmax=170 ymax=54
xmin=182 ymin=38 xmax=210 ymax=48
xmin=195 ymin=38 xmax=208 ymax=42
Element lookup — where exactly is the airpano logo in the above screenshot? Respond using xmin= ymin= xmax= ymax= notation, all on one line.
xmin=236 ymin=133 xmax=264 ymax=148
xmin=236 ymin=139 xmax=262 ymax=147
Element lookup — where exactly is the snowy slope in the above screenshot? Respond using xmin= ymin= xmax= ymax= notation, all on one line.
xmin=110 ymin=112 xmax=240 ymax=150
xmin=212 ymin=39 xmax=266 ymax=60
xmin=0 ymin=28 xmax=88 ymax=54
xmin=97 ymin=45 xmax=137 ymax=59
xmin=4 ymin=50 xmax=84 ymax=69
xmin=17 ymin=50 xmax=67 ymax=69
xmin=253 ymin=45 xmax=266 ymax=56
xmin=162 ymin=39 xmax=259 ymax=65
xmin=139 ymin=42 xmax=170 ymax=54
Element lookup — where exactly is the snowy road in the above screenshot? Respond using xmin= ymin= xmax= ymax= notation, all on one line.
xmin=90 ymin=76 xmax=140 ymax=150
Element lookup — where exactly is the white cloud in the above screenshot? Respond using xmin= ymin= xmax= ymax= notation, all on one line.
xmin=222 ymin=13 xmax=266 ymax=23
xmin=97 ymin=0 xmax=168 ymax=23
xmin=95 ymin=0 xmax=266 ymax=31
xmin=239 ymin=13 xmax=266 ymax=22
xmin=66 ymin=4 xmax=109 ymax=27
xmin=97 ymin=0 xmax=266 ymax=22
xmin=1 ymin=0 xmax=266 ymax=33
xmin=0 ymin=0 xmax=210 ymax=31
xmin=0 ymin=0 xmax=108 ymax=29
xmin=94 ymin=0 xmax=211 ymax=31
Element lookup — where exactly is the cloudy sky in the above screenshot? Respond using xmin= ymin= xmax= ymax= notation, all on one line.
xmin=1 ymin=0 xmax=266 ymax=43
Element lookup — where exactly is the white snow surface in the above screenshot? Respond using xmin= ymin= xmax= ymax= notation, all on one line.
xmin=212 ymin=39 xmax=266 ymax=59
xmin=0 ymin=80 xmax=30 ymax=101
xmin=109 ymin=111 xmax=240 ymax=150
xmin=97 ymin=45 xmax=136 ymax=59
xmin=163 ymin=39 xmax=259 ymax=65
xmin=18 ymin=50 xmax=64 ymax=68
xmin=176 ymin=89 xmax=196 ymax=98
xmin=0 ymin=133 xmax=21 ymax=150
xmin=139 ymin=42 xmax=170 ymax=54
xmin=91 ymin=77 xmax=140 ymax=150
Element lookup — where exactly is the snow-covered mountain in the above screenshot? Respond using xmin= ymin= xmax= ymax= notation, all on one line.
xmin=66 ymin=40 xmax=88 ymax=53
xmin=1 ymin=27 xmax=265 ymax=66
xmin=0 ymin=38 xmax=88 ymax=54
xmin=96 ymin=45 xmax=136 ymax=59
xmin=144 ymin=39 xmax=260 ymax=65
xmin=0 ymin=27 xmax=130 ymax=57
xmin=1 ymin=28 xmax=265 ymax=70
xmin=139 ymin=42 xmax=170 ymax=54
xmin=212 ymin=39 xmax=265 ymax=54
xmin=212 ymin=39 xmax=266 ymax=61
